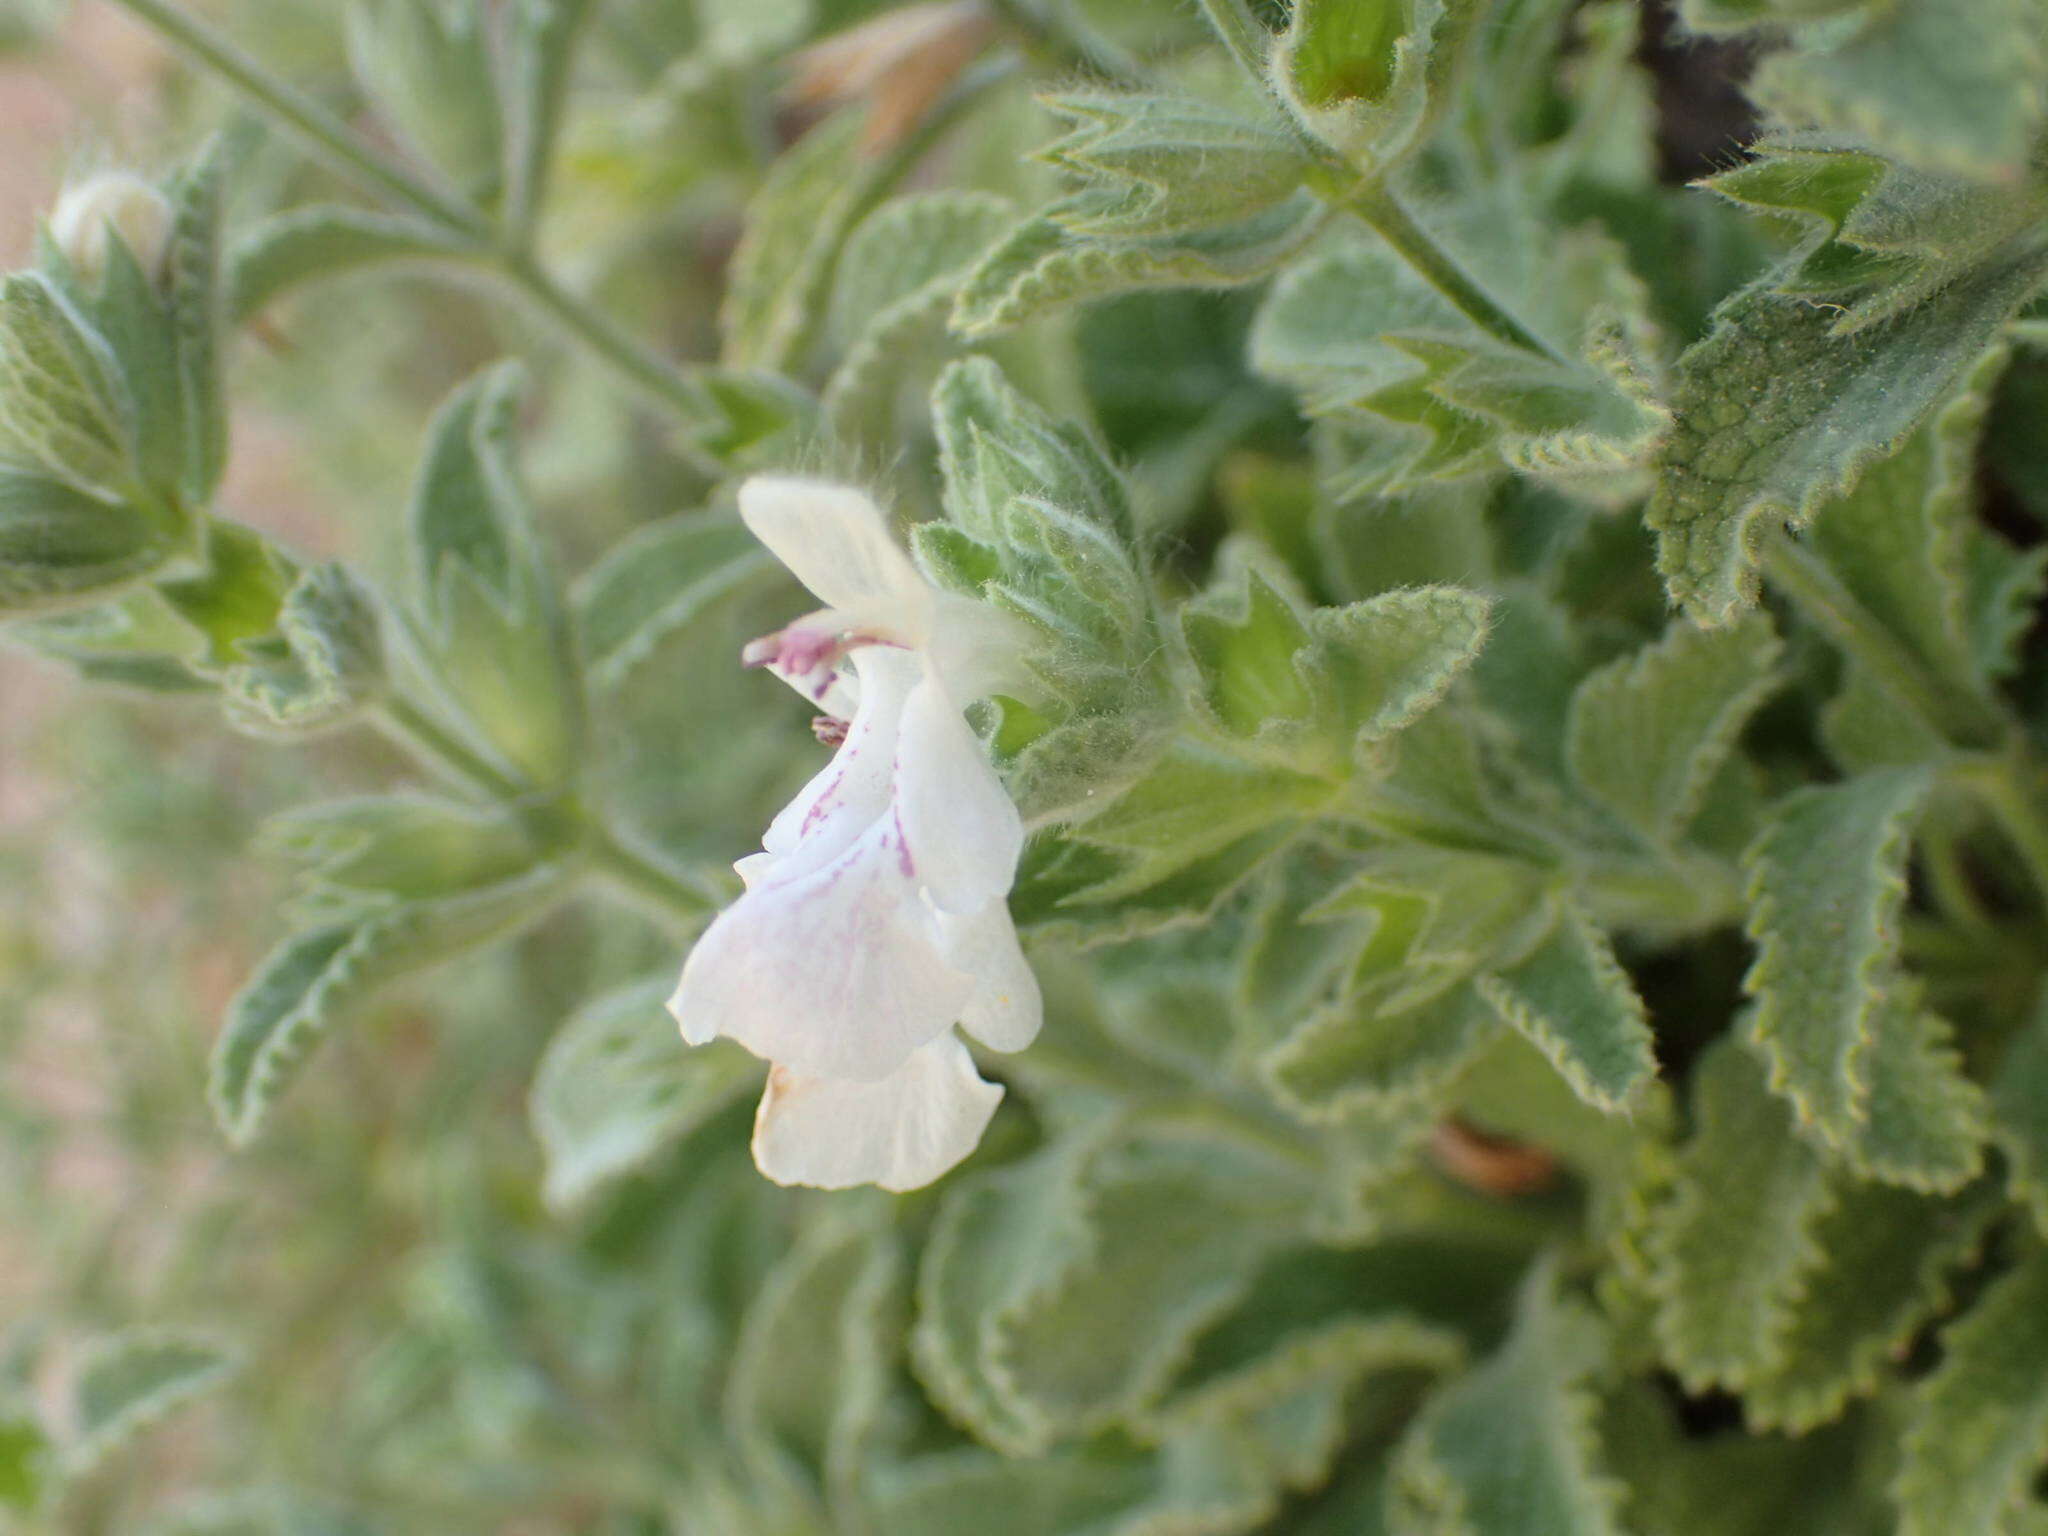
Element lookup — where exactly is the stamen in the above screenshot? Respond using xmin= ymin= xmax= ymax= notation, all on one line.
xmin=812 ymin=715 xmax=851 ymax=747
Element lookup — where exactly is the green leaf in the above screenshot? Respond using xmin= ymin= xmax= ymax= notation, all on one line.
xmin=1742 ymin=1179 xmax=1997 ymax=1433
xmin=1894 ymin=1243 xmax=2048 ymax=1536
xmin=162 ymin=140 xmax=227 ymax=504
xmin=226 ymin=204 xmax=475 ymax=323
xmin=1650 ymin=1040 xmax=1831 ymax=1391
xmin=346 ymin=0 xmax=504 ymax=201
xmin=1699 ymin=139 xmax=2047 ymax=322
xmin=822 ymin=190 xmax=1013 ymax=444
xmin=933 ymin=355 xmax=1135 ymax=548
xmin=209 ymin=867 xmax=569 ymax=1145
xmin=1477 ymin=901 xmax=1656 ymax=1114
xmin=1827 ymin=990 xmax=1988 ymax=1195
xmin=916 ymin=1123 xmax=1307 ymax=1454
xmin=1062 ymin=742 xmax=1334 ymax=897
xmin=530 ymin=978 xmax=757 ymax=1210
xmin=1040 ymin=93 xmax=1310 ymax=240
xmin=721 ymin=109 xmax=889 ymax=373
xmin=1250 ymin=233 xmax=1668 ymax=497
xmin=1564 ymin=611 xmax=1782 ymax=847
xmin=69 ymin=1331 xmax=233 ymax=1473
xmin=220 ymin=563 xmax=387 ymax=737
xmin=1993 ymin=987 xmax=2048 ymax=1235
xmin=1741 ymin=767 xmax=1930 ymax=1148
xmin=1749 ymin=0 xmax=2048 ymax=182
xmin=0 ymin=271 xmax=134 ymax=493
xmin=0 ymin=466 xmax=184 ymax=617
xmin=1647 ymin=242 xmax=2048 ymax=623
xmin=571 ymin=513 xmax=772 ymax=689
xmin=406 ymin=364 xmax=582 ymax=786
xmin=154 ymin=519 xmax=295 ymax=671
xmin=501 ymin=0 xmax=596 ymax=238
xmin=263 ymin=794 xmax=549 ymax=915
xmin=1182 ymin=563 xmax=1317 ymax=738
xmin=0 ymin=1405 xmax=51 ymax=1515
xmin=1305 ymin=585 xmax=1492 ymax=754
xmin=726 ymin=1220 xmax=900 ymax=1508
xmin=1391 ymin=1264 xmax=1627 ymax=1536
xmin=1264 ymin=982 xmax=1501 ymax=1123
xmin=951 ymin=194 xmax=1327 ymax=339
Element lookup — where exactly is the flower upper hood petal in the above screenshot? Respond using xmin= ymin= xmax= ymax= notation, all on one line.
xmin=738 ymin=476 xmax=932 ymax=635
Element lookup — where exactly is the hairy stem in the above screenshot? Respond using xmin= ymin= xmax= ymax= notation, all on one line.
xmin=1339 ymin=181 xmax=1567 ymax=363
xmin=373 ymin=694 xmax=525 ymax=801
xmin=494 ymin=251 xmax=712 ymax=421
xmin=586 ymin=823 xmax=719 ymax=928
xmin=106 ymin=0 xmax=487 ymax=239
xmin=109 ymin=0 xmax=713 ymax=425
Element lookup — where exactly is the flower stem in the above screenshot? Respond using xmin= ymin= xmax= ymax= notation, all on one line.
xmin=1191 ymin=0 xmax=1561 ymax=363
xmin=376 ymin=696 xmax=715 ymax=928
xmin=585 ymin=823 xmax=719 ymax=929
xmin=1338 ymin=181 xmax=1567 ymax=363
xmin=373 ymin=694 xmax=524 ymax=801
xmin=108 ymin=0 xmax=715 ymax=426
xmin=494 ymin=251 xmax=713 ymax=422
xmin=106 ymin=0 xmax=488 ymax=240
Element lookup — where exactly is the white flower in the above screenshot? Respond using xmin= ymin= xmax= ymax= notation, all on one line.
xmin=668 ymin=476 xmax=1041 ymax=1193
xmin=50 ymin=172 xmax=173 ymax=286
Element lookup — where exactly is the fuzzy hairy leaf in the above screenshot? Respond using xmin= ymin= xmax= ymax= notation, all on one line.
xmin=69 ymin=1331 xmax=233 ymax=1473
xmin=407 ymin=364 xmax=582 ymax=786
xmin=1564 ymin=611 xmax=1781 ymax=847
xmin=531 ymin=978 xmax=757 ymax=1210
xmin=1181 ymin=564 xmax=1317 ymax=738
xmin=1741 ymin=1179 xmax=1996 ymax=1433
xmin=220 ymin=562 xmax=386 ymax=737
xmin=346 ymin=0 xmax=503 ymax=199
xmin=0 ymin=466 xmax=184 ymax=617
xmin=1740 ymin=766 xmax=1930 ymax=1145
xmin=0 ymin=271 xmax=134 ymax=493
xmin=1750 ymin=0 xmax=2048 ymax=181
xmin=1648 ymin=242 xmax=2048 ymax=623
xmin=1805 ymin=344 xmax=2015 ymax=720
xmin=915 ymin=1123 xmax=1307 ymax=1455
xmin=501 ymin=0 xmax=595 ymax=238
xmin=1828 ymin=991 xmax=1988 ymax=1195
xmin=1476 ymin=902 xmax=1656 ymax=1114
xmin=226 ymin=204 xmax=474 ymax=322
xmin=1651 ymin=1041 xmax=1831 ymax=1390
xmin=571 ymin=513 xmax=771 ymax=689
xmin=1041 ymin=93 xmax=1309 ymax=240
xmin=951 ymin=194 xmax=1326 ymax=339
xmin=722 ymin=109 xmax=886 ymax=373
xmin=823 ymin=191 xmax=1013 ymax=441
xmin=1391 ymin=1265 xmax=1627 ymax=1536
xmin=1250 ymin=232 xmax=1667 ymax=495
xmin=1264 ymin=982 xmax=1501 ymax=1123
xmin=263 ymin=794 xmax=548 ymax=915
xmin=1306 ymin=585 xmax=1492 ymax=754
xmin=1894 ymin=1243 xmax=2048 ymax=1536
xmin=209 ymin=867 xmax=569 ymax=1145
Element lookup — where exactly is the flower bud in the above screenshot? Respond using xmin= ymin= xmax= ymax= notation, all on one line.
xmin=48 ymin=172 xmax=174 ymax=287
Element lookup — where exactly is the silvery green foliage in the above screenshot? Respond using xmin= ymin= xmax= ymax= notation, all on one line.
xmin=9 ymin=0 xmax=2048 ymax=1531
